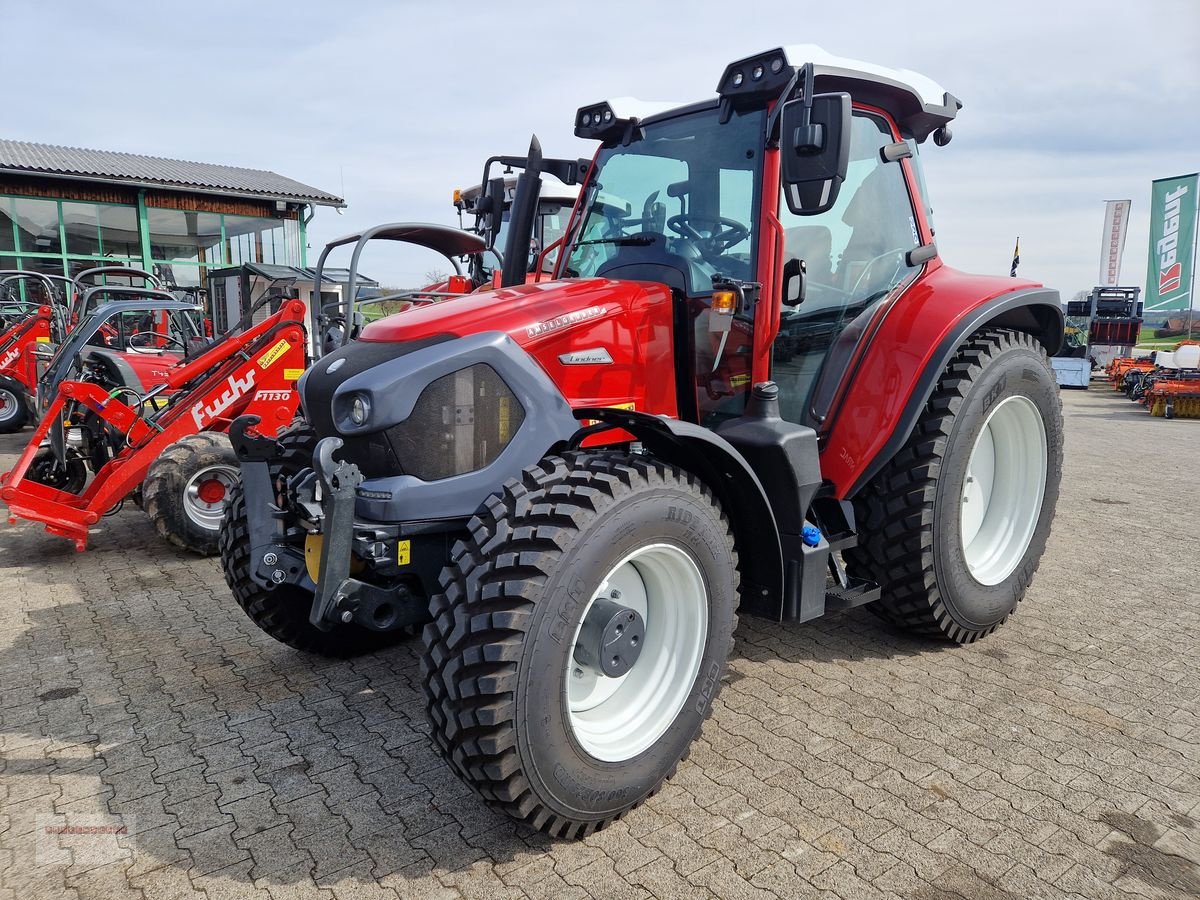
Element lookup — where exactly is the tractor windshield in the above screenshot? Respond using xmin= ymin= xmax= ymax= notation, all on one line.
xmin=563 ymin=107 xmax=764 ymax=295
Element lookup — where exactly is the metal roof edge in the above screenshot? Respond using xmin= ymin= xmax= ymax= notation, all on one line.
xmin=0 ymin=166 xmax=345 ymax=208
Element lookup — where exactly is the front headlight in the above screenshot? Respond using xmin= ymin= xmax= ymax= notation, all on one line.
xmin=350 ymin=394 xmax=370 ymax=425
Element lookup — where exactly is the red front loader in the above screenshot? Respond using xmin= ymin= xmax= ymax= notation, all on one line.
xmin=1 ymin=296 xmax=305 ymax=552
xmin=222 ymin=47 xmax=1064 ymax=836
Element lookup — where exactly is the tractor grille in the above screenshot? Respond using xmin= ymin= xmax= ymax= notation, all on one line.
xmin=382 ymin=364 xmax=524 ymax=481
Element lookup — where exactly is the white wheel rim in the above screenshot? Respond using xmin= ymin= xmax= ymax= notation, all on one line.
xmin=182 ymin=464 xmax=239 ymax=531
xmin=0 ymin=388 xmax=18 ymax=421
xmin=960 ymin=395 xmax=1048 ymax=586
xmin=565 ymin=543 xmax=708 ymax=762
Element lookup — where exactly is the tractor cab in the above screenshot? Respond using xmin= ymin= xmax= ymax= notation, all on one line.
xmin=558 ymin=46 xmax=957 ymax=430
xmin=69 ymin=265 xmax=163 ymax=323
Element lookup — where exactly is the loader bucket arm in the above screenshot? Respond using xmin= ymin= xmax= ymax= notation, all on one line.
xmin=0 ymin=300 xmax=308 ymax=551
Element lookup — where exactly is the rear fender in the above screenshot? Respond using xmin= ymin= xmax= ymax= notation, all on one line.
xmin=823 ymin=276 xmax=1063 ymax=498
xmin=571 ymin=408 xmax=784 ymax=615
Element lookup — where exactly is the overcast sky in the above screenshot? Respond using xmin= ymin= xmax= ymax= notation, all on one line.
xmin=3 ymin=0 xmax=1198 ymax=302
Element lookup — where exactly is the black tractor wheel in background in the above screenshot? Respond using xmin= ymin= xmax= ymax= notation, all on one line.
xmin=845 ymin=328 xmax=1063 ymax=643
xmin=29 ymin=446 xmax=87 ymax=494
xmin=143 ymin=433 xmax=240 ymax=555
xmin=0 ymin=375 xmax=29 ymax=433
xmin=422 ymin=452 xmax=739 ymax=838
xmin=220 ymin=420 xmax=405 ymax=658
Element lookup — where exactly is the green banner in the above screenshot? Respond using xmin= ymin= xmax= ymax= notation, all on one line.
xmin=1145 ymin=173 xmax=1199 ymax=314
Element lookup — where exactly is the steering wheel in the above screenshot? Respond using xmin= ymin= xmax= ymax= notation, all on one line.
xmin=666 ymin=214 xmax=750 ymax=255
xmin=128 ymin=331 xmax=187 ymax=353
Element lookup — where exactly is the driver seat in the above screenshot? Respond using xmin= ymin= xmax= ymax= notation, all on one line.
xmin=594 ymin=233 xmax=693 ymax=294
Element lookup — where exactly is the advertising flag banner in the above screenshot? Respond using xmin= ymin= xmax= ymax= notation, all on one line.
xmin=1144 ymin=174 xmax=1199 ymax=314
xmin=1099 ymin=199 xmax=1131 ymax=286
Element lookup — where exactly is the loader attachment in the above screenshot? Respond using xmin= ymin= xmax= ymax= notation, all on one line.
xmin=0 ymin=299 xmax=308 ymax=551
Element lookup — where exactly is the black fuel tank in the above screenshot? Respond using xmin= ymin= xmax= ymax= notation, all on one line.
xmin=715 ymin=382 xmax=821 ymax=535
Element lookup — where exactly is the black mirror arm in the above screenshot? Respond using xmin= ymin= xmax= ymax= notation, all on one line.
xmin=764 ymin=65 xmax=805 ymax=146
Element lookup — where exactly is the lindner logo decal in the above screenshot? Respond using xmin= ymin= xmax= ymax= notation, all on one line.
xmin=527 ymin=306 xmax=606 ymax=339
xmin=1157 ymin=184 xmax=1189 ymax=296
xmin=257 ymin=338 xmax=291 ymax=369
xmin=558 ymin=347 xmax=614 ymax=365
xmin=192 ymin=371 xmax=255 ymax=428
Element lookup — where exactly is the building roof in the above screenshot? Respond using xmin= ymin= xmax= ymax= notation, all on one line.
xmin=0 ymin=139 xmax=344 ymax=207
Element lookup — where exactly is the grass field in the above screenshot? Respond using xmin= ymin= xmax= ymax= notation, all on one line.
xmin=1136 ymin=324 xmax=1195 ymax=349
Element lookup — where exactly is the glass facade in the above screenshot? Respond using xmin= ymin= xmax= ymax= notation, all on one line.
xmin=0 ymin=194 xmax=303 ymax=291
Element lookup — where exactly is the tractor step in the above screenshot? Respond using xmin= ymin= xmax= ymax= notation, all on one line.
xmin=823 ymin=529 xmax=859 ymax=554
xmin=824 ymin=577 xmax=881 ymax=612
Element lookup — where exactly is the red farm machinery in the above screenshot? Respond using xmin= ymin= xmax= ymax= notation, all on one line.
xmin=0 ymin=285 xmax=306 ymax=553
xmin=220 ymin=47 xmax=1065 ymax=836
xmin=0 ymin=270 xmax=70 ymax=432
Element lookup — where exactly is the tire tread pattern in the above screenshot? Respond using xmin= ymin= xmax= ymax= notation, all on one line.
xmin=420 ymin=451 xmax=740 ymax=839
xmin=143 ymin=432 xmax=238 ymax=555
xmin=843 ymin=328 xmax=1062 ymax=643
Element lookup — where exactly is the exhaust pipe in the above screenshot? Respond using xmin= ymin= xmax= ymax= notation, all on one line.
xmin=500 ymin=135 xmax=544 ymax=289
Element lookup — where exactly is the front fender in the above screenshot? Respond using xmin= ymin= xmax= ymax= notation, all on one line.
xmin=571 ymin=407 xmax=784 ymax=616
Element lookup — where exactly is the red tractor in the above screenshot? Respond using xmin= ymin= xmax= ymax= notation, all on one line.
xmin=1 ymin=289 xmax=305 ymax=553
xmin=222 ymin=47 xmax=1064 ymax=836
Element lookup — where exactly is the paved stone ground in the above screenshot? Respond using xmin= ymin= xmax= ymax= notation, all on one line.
xmin=0 ymin=387 xmax=1197 ymax=900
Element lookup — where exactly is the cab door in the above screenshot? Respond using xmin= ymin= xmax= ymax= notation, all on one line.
xmin=772 ymin=108 xmax=925 ymax=426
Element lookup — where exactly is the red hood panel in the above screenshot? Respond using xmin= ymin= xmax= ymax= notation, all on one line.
xmin=359 ymin=277 xmax=679 ymax=417
xmin=359 ymin=278 xmax=656 ymax=346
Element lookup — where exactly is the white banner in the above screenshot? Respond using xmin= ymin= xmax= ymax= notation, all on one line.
xmin=1099 ymin=199 xmax=1132 ymax=286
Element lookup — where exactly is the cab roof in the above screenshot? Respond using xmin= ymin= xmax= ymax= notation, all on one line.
xmin=585 ymin=45 xmax=961 ymax=144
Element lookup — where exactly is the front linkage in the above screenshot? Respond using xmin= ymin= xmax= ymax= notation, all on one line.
xmin=228 ymin=418 xmax=435 ymax=636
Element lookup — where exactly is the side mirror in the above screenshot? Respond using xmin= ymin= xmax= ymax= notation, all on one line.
xmin=483 ymin=177 xmax=507 ymax=250
xmin=780 ymin=92 xmax=851 ymax=216
xmin=782 ymin=257 xmax=806 ymax=307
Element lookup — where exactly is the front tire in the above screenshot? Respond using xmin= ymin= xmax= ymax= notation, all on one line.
xmin=845 ymin=328 xmax=1063 ymax=643
xmin=421 ymin=452 xmax=739 ymax=837
xmin=0 ymin=376 xmax=29 ymax=433
xmin=143 ymin=433 xmax=240 ymax=555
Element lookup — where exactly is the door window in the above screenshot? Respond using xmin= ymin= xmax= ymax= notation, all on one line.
xmin=774 ymin=111 xmax=921 ymax=424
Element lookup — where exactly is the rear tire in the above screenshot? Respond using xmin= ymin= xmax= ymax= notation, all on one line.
xmin=220 ymin=420 xmax=405 ymax=658
xmin=142 ymin=433 xmax=239 ymax=555
xmin=845 ymin=328 xmax=1063 ymax=643
xmin=421 ymin=452 xmax=739 ymax=837
xmin=0 ymin=376 xmax=29 ymax=433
